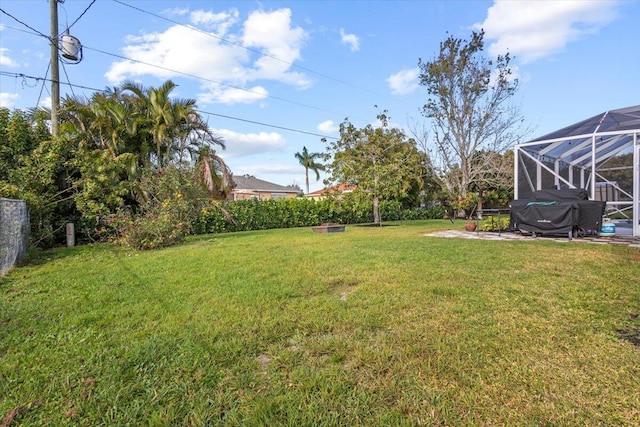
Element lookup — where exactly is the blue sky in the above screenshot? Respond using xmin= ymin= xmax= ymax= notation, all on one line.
xmin=1 ymin=0 xmax=639 ymax=192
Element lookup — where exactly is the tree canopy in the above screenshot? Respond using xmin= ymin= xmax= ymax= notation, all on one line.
xmin=0 ymin=80 xmax=235 ymax=247
xmin=417 ymin=30 xmax=526 ymax=213
xmin=324 ymin=112 xmax=425 ymax=225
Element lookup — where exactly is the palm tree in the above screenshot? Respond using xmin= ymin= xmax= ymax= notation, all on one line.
xmin=194 ymin=146 xmax=234 ymax=200
xmin=121 ymin=80 xmax=223 ymax=168
xmin=295 ymin=146 xmax=325 ymax=194
xmin=62 ymin=88 xmax=146 ymax=159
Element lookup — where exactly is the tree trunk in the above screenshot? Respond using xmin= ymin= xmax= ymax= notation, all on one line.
xmin=373 ymin=196 xmax=381 ymax=226
xmin=305 ymin=168 xmax=310 ymax=195
xmin=477 ymin=189 xmax=484 ymax=219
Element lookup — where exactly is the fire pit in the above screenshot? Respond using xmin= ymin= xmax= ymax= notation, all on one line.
xmin=311 ymin=223 xmax=346 ymax=233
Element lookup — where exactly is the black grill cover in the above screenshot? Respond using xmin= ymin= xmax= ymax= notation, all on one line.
xmin=531 ymin=188 xmax=589 ymax=201
xmin=513 ymin=202 xmax=578 ymax=235
xmin=509 ymin=199 xmax=530 ymax=230
xmin=510 ymin=199 xmax=606 ymax=235
xmin=575 ymin=200 xmax=606 ymax=235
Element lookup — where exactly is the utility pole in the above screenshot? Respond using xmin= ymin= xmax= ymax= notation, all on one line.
xmin=50 ymin=0 xmax=60 ymax=137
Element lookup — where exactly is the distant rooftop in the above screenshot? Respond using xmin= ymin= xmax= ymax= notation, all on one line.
xmin=306 ymin=184 xmax=356 ymax=197
xmin=233 ymin=175 xmax=300 ymax=194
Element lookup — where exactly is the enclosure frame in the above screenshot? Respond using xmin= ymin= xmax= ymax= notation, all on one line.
xmin=514 ymin=107 xmax=640 ymax=237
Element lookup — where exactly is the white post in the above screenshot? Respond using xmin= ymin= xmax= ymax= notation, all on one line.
xmin=66 ymin=223 xmax=75 ymax=247
xmin=634 ymin=132 xmax=639 ymax=237
xmin=590 ymin=135 xmax=597 ymax=200
xmin=514 ymin=146 xmax=519 ymax=200
xmin=536 ymin=155 xmax=542 ymax=191
xmin=568 ymin=165 xmax=573 ymax=187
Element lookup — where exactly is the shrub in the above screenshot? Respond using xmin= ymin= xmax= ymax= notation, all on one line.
xmin=106 ymin=167 xmax=205 ymax=250
xmin=479 ymin=215 xmax=511 ymax=232
xmin=120 ymin=210 xmax=190 ymax=250
xmin=194 ymin=197 xmax=447 ymax=235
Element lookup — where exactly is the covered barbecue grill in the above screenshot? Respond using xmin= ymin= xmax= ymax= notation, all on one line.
xmin=510 ymin=188 xmax=606 ymax=239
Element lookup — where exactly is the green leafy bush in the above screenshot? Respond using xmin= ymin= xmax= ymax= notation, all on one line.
xmin=111 ymin=206 xmax=191 ymax=250
xmin=106 ymin=166 xmax=204 ymax=250
xmin=479 ymin=215 xmax=511 ymax=232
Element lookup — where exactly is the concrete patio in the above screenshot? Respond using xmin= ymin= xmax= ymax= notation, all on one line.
xmin=426 ymin=230 xmax=640 ymax=248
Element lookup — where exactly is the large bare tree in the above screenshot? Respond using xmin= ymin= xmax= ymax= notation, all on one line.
xmin=417 ymin=30 xmax=527 ymax=214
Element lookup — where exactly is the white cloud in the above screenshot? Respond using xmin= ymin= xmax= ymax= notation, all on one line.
xmin=106 ymin=25 xmax=248 ymax=83
xmin=198 ymin=84 xmax=268 ymax=105
xmin=317 ymin=120 xmax=339 ymax=133
xmin=0 ymin=48 xmax=18 ymax=67
xmin=162 ymin=7 xmax=189 ymax=17
xmin=340 ymin=28 xmax=360 ymax=52
xmin=39 ymin=96 xmax=52 ymax=109
xmin=0 ymin=92 xmax=19 ymax=108
xmin=242 ymin=8 xmax=310 ymax=87
xmin=190 ymin=9 xmax=239 ymax=35
xmin=105 ymin=7 xmax=310 ymax=104
xmin=387 ymin=68 xmax=420 ymax=95
xmin=475 ymin=0 xmax=619 ymax=63
xmin=213 ymin=128 xmax=286 ymax=157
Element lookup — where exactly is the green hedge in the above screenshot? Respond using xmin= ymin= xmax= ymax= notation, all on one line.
xmin=193 ymin=197 xmax=445 ymax=234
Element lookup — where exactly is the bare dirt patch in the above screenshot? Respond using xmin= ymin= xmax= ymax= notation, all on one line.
xmin=615 ymin=328 xmax=640 ymax=346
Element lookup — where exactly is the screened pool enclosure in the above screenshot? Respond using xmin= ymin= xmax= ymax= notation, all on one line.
xmin=514 ymin=105 xmax=640 ymax=237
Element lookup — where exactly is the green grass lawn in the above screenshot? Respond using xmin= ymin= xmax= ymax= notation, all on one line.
xmin=1 ymin=220 xmax=639 ymax=426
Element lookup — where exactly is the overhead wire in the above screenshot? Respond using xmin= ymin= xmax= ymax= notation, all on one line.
xmin=111 ymin=0 xmax=420 ymax=111
xmin=66 ymin=0 xmax=96 ymax=30
xmin=0 ymin=7 xmax=51 ymax=40
xmin=0 ymin=71 xmax=103 ymax=93
xmin=2 ymin=20 xmax=353 ymax=127
xmin=0 ymin=71 xmax=338 ymax=140
xmin=83 ymin=45 xmax=357 ymax=121
xmin=36 ymin=62 xmax=52 ymax=107
xmin=0 ymin=23 xmax=46 ymax=37
xmin=60 ymin=61 xmax=77 ymax=98
xmin=0 ymin=1 xmax=398 ymax=138
xmin=196 ymin=109 xmax=337 ymax=140
xmin=1 ymin=22 xmax=344 ymax=120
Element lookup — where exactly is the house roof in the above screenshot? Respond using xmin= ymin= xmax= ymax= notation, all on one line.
xmin=306 ymin=184 xmax=356 ymax=197
xmin=232 ymin=175 xmax=300 ymax=194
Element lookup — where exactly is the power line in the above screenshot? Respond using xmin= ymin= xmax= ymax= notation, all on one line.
xmin=111 ymin=0 xmax=419 ymax=110
xmin=0 ymin=71 xmax=107 ymax=94
xmin=60 ymin=61 xmax=76 ymax=98
xmin=0 ymin=7 xmax=50 ymax=40
xmin=0 ymin=23 xmax=46 ymax=38
xmin=1 ymin=71 xmax=338 ymax=140
xmin=1 ymin=7 xmax=379 ymax=125
xmin=1 ymin=18 xmax=354 ymax=121
xmin=2 ymin=22 xmax=351 ymax=122
xmin=1 ymin=2 xmax=351 ymax=138
xmin=83 ymin=45 xmax=356 ymax=120
xmin=66 ymin=0 xmax=96 ymax=30
xmin=36 ymin=62 xmax=52 ymax=107
xmin=197 ymin=109 xmax=337 ymax=140
xmin=3 ymin=1 xmax=423 ymax=125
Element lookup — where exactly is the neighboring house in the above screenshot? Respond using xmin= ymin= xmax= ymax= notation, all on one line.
xmin=305 ymin=184 xmax=356 ymax=200
xmin=230 ymin=175 xmax=301 ymax=201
